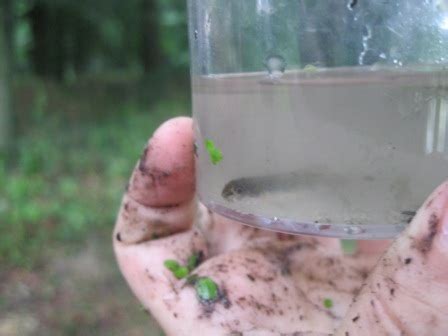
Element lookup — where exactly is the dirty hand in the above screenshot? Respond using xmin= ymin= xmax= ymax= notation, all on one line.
xmin=113 ymin=117 xmax=448 ymax=336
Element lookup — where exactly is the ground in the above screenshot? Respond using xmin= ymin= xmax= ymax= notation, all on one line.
xmin=0 ymin=235 xmax=162 ymax=336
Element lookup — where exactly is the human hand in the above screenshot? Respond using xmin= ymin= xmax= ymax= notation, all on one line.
xmin=113 ymin=117 xmax=448 ymax=335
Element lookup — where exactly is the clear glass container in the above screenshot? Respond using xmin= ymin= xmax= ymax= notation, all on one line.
xmin=187 ymin=0 xmax=448 ymax=239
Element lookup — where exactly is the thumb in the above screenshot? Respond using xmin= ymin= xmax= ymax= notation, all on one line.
xmin=337 ymin=181 xmax=448 ymax=336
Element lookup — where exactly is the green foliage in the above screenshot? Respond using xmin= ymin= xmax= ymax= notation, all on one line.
xmin=195 ymin=277 xmax=219 ymax=302
xmin=164 ymin=259 xmax=189 ymax=279
xmin=164 ymin=259 xmax=181 ymax=271
xmin=10 ymin=0 xmax=189 ymax=78
xmin=173 ymin=267 xmax=189 ymax=279
xmin=323 ymin=298 xmax=333 ymax=309
xmin=2 ymin=0 xmax=191 ymax=269
xmin=158 ymin=0 xmax=189 ymax=69
xmin=341 ymin=240 xmax=357 ymax=255
xmin=0 ymin=81 xmax=187 ymax=269
xmin=164 ymin=252 xmax=203 ymax=280
xmin=187 ymin=252 xmax=201 ymax=271
xmin=204 ymin=139 xmax=223 ymax=165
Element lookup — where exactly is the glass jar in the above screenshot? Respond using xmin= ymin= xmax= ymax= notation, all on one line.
xmin=187 ymin=0 xmax=448 ymax=239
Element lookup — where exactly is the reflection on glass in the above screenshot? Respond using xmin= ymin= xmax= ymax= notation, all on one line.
xmin=426 ymin=95 xmax=448 ymax=155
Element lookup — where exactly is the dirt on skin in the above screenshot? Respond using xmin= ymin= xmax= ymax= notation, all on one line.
xmin=0 ymin=235 xmax=162 ymax=336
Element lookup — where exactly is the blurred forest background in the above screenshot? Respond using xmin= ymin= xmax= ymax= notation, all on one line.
xmin=0 ymin=0 xmax=189 ymax=334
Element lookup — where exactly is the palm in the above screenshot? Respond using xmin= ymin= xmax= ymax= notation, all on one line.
xmin=114 ymin=117 xmax=448 ymax=336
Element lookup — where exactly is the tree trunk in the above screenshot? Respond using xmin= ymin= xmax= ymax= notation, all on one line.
xmin=140 ymin=0 xmax=160 ymax=74
xmin=29 ymin=0 xmax=66 ymax=80
xmin=0 ymin=1 xmax=12 ymax=152
xmin=3 ymin=0 xmax=13 ymax=70
xmin=29 ymin=0 xmax=48 ymax=77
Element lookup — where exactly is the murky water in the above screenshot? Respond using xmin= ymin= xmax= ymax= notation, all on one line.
xmin=193 ymin=67 xmax=448 ymax=238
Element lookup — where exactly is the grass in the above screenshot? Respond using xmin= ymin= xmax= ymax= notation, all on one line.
xmin=0 ymin=76 xmax=190 ymax=269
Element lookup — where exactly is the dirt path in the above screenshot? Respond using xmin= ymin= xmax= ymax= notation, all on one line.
xmin=0 ymin=234 xmax=162 ymax=336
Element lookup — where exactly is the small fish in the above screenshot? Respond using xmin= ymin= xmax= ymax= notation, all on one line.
xmin=221 ymin=170 xmax=325 ymax=202
xmin=222 ymin=177 xmax=268 ymax=201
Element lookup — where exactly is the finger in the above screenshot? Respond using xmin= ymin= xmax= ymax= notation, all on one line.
xmin=114 ymin=194 xmax=196 ymax=244
xmin=356 ymin=240 xmax=392 ymax=255
xmin=337 ymin=180 xmax=448 ymax=336
xmin=114 ymin=117 xmax=195 ymax=244
xmin=128 ymin=116 xmax=195 ymax=207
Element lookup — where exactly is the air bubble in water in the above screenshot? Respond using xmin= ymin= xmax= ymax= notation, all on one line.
xmin=347 ymin=0 xmax=357 ymax=11
xmin=271 ymin=217 xmax=280 ymax=225
xmin=264 ymin=54 xmax=286 ymax=79
xmin=194 ymin=30 xmax=198 ymax=40
xmin=358 ymin=25 xmax=372 ymax=65
xmin=344 ymin=225 xmax=364 ymax=235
